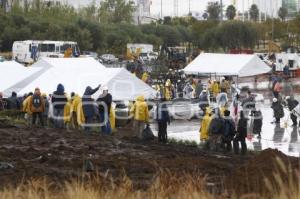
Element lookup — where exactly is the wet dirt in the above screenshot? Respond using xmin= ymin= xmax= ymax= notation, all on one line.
xmin=0 ymin=125 xmax=299 ymax=196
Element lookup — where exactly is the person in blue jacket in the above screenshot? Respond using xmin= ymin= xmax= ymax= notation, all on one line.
xmin=82 ymin=84 xmax=101 ymax=131
xmin=156 ymin=98 xmax=170 ymax=143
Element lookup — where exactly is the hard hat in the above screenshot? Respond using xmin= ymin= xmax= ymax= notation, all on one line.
xmin=285 ymin=96 xmax=290 ymax=100
xmin=273 ymin=98 xmax=278 ymax=103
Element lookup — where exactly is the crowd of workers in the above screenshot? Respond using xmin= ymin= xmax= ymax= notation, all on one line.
xmin=0 ymin=84 xmax=115 ymax=134
xmin=0 ymin=71 xmax=298 ymax=155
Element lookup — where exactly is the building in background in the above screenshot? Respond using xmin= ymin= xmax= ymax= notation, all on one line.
xmin=133 ymin=0 xmax=158 ymax=24
xmin=282 ymin=0 xmax=299 ymax=18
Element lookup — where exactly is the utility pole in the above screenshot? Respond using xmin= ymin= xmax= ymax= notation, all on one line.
xmin=258 ymin=0 xmax=261 ymax=23
xmin=161 ymin=0 xmax=163 ymax=19
xmin=242 ymin=0 xmax=245 ymax=22
xmin=264 ymin=0 xmax=267 ymax=21
xmin=188 ymin=0 xmax=191 ymax=15
xmin=248 ymin=0 xmax=250 ymax=21
xmin=220 ymin=0 xmax=223 ymax=21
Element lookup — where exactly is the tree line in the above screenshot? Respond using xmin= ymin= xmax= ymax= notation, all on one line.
xmin=0 ymin=0 xmax=300 ymax=56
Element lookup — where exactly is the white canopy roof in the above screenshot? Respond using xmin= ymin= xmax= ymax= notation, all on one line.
xmin=1 ymin=58 xmax=156 ymax=100
xmin=183 ymin=53 xmax=271 ymax=77
xmin=0 ymin=61 xmax=42 ymax=97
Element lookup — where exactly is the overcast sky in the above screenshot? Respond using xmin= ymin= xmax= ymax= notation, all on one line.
xmin=68 ymin=0 xmax=281 ymax=17
xmin=69 ymin=0 xmax=231 ymax=16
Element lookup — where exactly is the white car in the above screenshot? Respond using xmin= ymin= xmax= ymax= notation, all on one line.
xmin=100 ymin=54 xmax=118 ymax=64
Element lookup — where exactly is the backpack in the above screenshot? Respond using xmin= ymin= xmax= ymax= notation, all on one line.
xmin=142 ymin=124 xmax=155 ymax=141
xmin=32 ymin=95 xmax=42 ymax=108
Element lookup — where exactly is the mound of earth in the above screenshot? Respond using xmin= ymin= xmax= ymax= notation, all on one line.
xmin=226 ymin=148 xmax=299 ymax=195
xmin=0 ymin=125 xmax=299 ymax=196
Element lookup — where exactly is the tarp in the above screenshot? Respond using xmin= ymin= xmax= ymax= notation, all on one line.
xmin=0 ymin=61 xmax=42 ymax=97
xmin=4 ymin=58 xmax=156 ymax=100
xmin=183 ymin=53 xmax=271 ymax=77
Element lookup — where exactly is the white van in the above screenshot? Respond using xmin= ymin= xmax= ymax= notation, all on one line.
xmin=12 ymin=40 xmax=80 ymax=64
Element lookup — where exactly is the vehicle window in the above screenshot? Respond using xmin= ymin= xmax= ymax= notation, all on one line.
xmin=55 ymin=46 xmax=59 ymax=52
xmin=60 ymin=44 xmax=71 ymax=53
xmin=48 ymin=44 xmax=55 ymax=52
xmin=140 ymin=53 xmax=147 ymax=56
xmin=41 ymin=44 xmax=48 ymax=52
xmin=29 ymin=44 xmax=32 ymax=52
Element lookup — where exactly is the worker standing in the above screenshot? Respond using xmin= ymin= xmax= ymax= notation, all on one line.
xmin=29 ymin=88 xmax=45 ymax=127
xmin=156 ymin=98 xmax=170 ymax=143
xmin=51 ymin=84 xmax=68 ymax=129
xmin=200 ymin=108 xmax=212 ymax=146
xmin=130 ymin=95 xmax=149 ymax=138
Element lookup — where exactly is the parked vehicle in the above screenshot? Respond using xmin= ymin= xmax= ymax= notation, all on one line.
xmin=139 ymin=52 xmax=158 ymax=62
xmin=126 ymin=43 xmax=157 ymax=62
xmin=12 ymin=40 xmax=80 ymax=64
xmin=100 ymin=54 xmax=118 ymax=64
xmin=0 ymin=56 xmax=5 ymax=62
xmin=82 ymin=51 xmax=98 ymax=58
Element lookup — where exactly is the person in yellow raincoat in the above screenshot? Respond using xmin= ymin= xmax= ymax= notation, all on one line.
xmin=141 ymin=72 xmax=149 ymax=83
xmin=70 ymin=93 xmax=81 ymax=129
xmin=212 ymin=81 xmax=219 ymax=101
xmin=165 ymin=79 xmax=172 ymax=101
xmin=200 ymin=107 xmax=212 ymax=142
xmin=64 ymin=97 xmax=72 ymax=129
xmin=22 ymin=92 xmax=33 ymax=125
xmin=110 ymin=105 xmax=116 ymax=133
xmin=130 ymin=95 xmax=149 ymax=138
xmin=219 ymin=103 xmax=229 ymax=117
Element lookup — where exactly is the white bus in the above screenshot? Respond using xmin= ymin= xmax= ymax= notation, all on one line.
xmin=12 ymin=40 xmax=80 ymax=64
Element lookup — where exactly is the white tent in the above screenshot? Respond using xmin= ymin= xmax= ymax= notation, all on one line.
xmin=183 ymin=53 xmax=271 ymax=77
xmin=13 ymin=58 xmax=156 ymax=100
xmin=0 ymin=61 xmax=42 ymax=97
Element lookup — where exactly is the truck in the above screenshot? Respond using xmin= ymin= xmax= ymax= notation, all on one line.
xmin=12 ymin=40 xmax=80 ymax=64
xmin=126 ymin=43 xmax=157 ymax=62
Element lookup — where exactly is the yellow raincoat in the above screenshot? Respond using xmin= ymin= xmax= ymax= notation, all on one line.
xmin=200 ymin=109 xmax=212 ymax=141
xmin=71 ymin=95 xmax=81 ymax=113
xmin=64 ymin=100 xmax=72 ymax=123
xmin=68 ymin=95 xmax=85 ymax=126
xmin=130 ymin=96 xmax=149 ymax=122
xmin=22 ymin=96 xmax=32 ymax=114
xmin=141 ymin=72 xmax=149 ymax=83
xmin=164 ymin=87 xmax=171 ymax=101
xmin=110 ymin=105 xmax=116 ymax=131
xmin=220 ymin=106 xmax=226 ymax=117
xmin=212 ymin=82 xmax=219 ymax=97
xmin=77 ymin=102 xmax=85 ymax=126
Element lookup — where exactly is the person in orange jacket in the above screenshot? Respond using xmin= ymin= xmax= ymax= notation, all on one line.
xmin=29 ymin=88 xmax=45 ymax=126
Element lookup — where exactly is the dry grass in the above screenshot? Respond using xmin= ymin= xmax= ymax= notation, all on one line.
xmin=0 ymin=165 xmax=299 ymax=199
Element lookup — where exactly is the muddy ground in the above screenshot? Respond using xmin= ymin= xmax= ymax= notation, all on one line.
xmin=0 ymin=123 xmax=299 ymax=196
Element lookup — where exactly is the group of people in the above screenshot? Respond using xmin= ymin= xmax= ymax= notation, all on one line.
xmin=199 ymin=90 xmax=262 ymax=155
xmin=0 ymin=84 xmax=114 ymax=134
xmin=2 ymin=72 xmax=300 ymax=154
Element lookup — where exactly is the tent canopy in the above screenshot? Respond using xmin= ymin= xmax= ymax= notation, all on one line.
xmin=1 ymin=58 xmax=156 ymax=100
xmin=183 ymin=53 xmax=271 ymax=77
xmin=0 ymin=61 xmax=42 ymax=97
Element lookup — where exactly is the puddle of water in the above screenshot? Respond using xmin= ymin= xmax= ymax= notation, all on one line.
xmin=151 ymin=106 xmax=300 ymax=157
